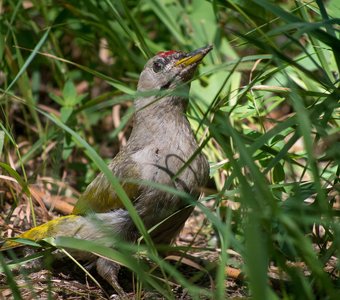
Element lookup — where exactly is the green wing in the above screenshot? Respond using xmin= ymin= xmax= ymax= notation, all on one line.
xmin=72 ymin=154 xmax=141 ymax=215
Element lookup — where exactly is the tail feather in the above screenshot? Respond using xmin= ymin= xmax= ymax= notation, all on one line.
xmin=0 ymin=215 xmax=81 ymax=251
xmin=0 ymin=210 xmax=131 ymax=252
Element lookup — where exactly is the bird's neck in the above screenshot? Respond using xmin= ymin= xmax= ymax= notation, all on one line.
xmin=130 ymin=95 xmax=191 ymax=140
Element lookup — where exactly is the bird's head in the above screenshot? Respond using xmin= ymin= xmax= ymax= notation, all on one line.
xmin=137 ymin=45 xmax=213 ymax=92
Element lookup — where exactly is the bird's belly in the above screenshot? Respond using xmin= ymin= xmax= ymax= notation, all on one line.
xmin=132 ymin=146 xmax=206 ymax=190
xmin=129 ymin=144 xmax=208 ymax=242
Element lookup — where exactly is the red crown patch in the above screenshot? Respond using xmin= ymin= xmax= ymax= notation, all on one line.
xmin=157 ymin=50 xmax=178 ymax=57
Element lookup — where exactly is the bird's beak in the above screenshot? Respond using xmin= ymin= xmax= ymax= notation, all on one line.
xmin=175 ymin=45 xmax=213 ymax=67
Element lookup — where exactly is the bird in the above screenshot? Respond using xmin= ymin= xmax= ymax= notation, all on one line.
xmin=1 ymin=45 xmax=212 ymax=296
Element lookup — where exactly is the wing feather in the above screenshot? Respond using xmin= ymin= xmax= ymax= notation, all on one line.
xmin=72 ymin=152 xmax=141 ymax=215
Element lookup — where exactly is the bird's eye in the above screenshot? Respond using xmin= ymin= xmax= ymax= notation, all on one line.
xmin=153 ymin=59 xmax=165 ymax=73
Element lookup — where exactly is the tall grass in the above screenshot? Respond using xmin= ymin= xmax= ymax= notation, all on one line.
xmin=0 ymin=0 xmax=339 ymax=299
